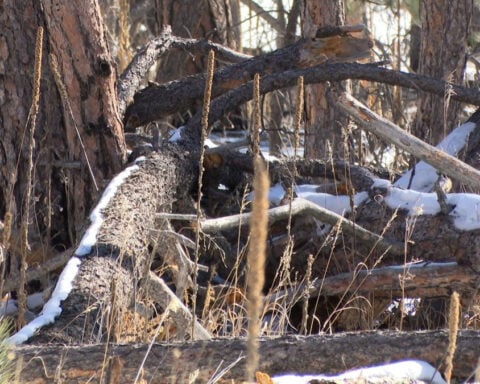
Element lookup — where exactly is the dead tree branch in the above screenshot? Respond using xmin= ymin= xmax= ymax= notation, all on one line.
xmin=181 ymin=63 xmax=480 ymax=143
xmin=124 ymin=34 xmax=373 ymax=134
xmin=200 ymin=198 xmax=404 ymax=255
xmin=336 ymin=93 xmax=480 ymax=191
xmin=266 ymin=262 xmax=477 ymax=305
xmin=117 ymin=27 xmax=251 ymax=116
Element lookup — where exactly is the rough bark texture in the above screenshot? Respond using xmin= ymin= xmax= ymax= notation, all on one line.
xmin=0 ymin=0 xmax=126 ymax=256
xmin=154 ymin=0 xmax=240 ymax=84
xmin=29 ymin=148 xmax=196 ymax=344
xmin=0 ymin=2 xmax=58 ymax=248
xmin=413 ymin=0 xmax=472 ymax=144
xmin=13 ymin=330 xmax=480 ymax=382
xmin=301 ymin=0 xmax=347 ymax=160
xmin=42 ymin=0 xmax=127 ymax=239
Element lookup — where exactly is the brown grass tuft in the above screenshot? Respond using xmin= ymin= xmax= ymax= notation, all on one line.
xmin=193 ymin=49 xmax=216 ymax=338
xmin=18 ymin=26 xmax=43 ymax=329
xmin=245 ymin=157 xmax=269 ymax=381
xmin=445 ymin=291 xmax=460 ymax=383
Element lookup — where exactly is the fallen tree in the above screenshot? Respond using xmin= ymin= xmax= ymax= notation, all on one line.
xmin=13 ymin=330 xmax=480 ymax=382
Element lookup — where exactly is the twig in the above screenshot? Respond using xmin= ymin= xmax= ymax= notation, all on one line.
xmin=49 ymin=53 xmax=99 ymax=191
xmin=240 ymin=0 xmax=284 ymax=32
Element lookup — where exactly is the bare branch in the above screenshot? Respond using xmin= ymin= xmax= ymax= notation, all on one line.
xmin=180 ymin=63 xmax=480 ymax=144
xmin=200 ymin=198 xmax=404 ymax=255
xmin=117 ymin=27 xmax=251 ymax=116
xmin=336 ymin=93 xmax=480 ymax=191
xmin=240 ymin=0 xmax=284 ymax=32
xmin=142 ymin=272 xmax=211 ymax=340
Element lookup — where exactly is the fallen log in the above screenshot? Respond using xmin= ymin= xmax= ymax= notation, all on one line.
xmin=124 ymin=29 xmax=374 ymax=132
xmin=12 ymin=330 xmax=480 ymax=383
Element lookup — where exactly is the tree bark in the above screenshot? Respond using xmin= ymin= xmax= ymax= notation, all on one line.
xmin=413 ymin=0 xmax=472 ymax=144
xmin=27 ymin=148 xmax=197 ymax=344
xmin=301 ymin=0 xmax=347 ymax=160
xmin=42 ymin=0 xmax=127 ymax=239
xmin=13 ymin=330 xmax=480 ymax=382
xmin=0 ymin=0 xmax=127 ymax=256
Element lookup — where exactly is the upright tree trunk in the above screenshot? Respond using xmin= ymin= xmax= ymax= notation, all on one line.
xmin=413 ymin=0 xmax=472 ymax=144
xmin=152 ymin=0 xmax=241 ymax=132
xmin=301 ymin=0 xmax=346 ymax=160
xmin=0 ymin=0 xmax=126 ymax=282
xmin=155 ymin=0 xmax=240 ymax=83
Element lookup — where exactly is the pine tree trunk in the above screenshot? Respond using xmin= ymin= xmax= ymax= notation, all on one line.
xmin=301 ymin=0 xmax=347 ymax=160
xmin=0 ymin=0 xmax=127 ymax=255
xmin=413 ymin=0 xmax=472 ymax=144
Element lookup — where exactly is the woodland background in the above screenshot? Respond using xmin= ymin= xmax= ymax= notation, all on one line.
xmin=2 ymin=0 xmax=480 ymax=382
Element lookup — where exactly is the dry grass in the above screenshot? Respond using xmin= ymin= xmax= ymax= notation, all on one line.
xmin=445 ymin=291 xmax=460 ymax=383
xmin=0 ymin=319 xmax=14 ymax=384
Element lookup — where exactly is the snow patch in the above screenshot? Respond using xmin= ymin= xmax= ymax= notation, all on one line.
xmin=373 ymin=179 xmax=480 ymax=231
xmin=272 ymin=360 xmax=446 ymax=384
xmin=447 ymin=193 xmax=480 ymax=230
xmin=394 ymin=121 xmax=475 ymax=191
xmin=296 ymin=187 xmax=369 ymax=215
xmin=6 ymin=161 xmax=140 ymax=345
xmin=168 ymin=126 xmax=184 ymax=142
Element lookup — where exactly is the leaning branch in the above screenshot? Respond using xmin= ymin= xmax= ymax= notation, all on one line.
xmin=117 ymin=27 xmax=251 ymax=116
xmin=336 ymin=93 xmax=480 ymax=192
xmin=124 ymin=33 xmax=373 ymax=133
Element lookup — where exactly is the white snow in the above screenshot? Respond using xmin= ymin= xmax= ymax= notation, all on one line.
xmin=168 ymin=126 xmax=184 ymax=142
xmin=76 ymin=163 xmax=139 ymax=256
xmin=373 ymin=179 xmax=480 ymax=230
xmin=204 ymin=138 xmax=218 ymax=148
xmin=0 ymin=299 xmax=18 ymax=317
xmin=295 ymin=184 xmax=368 ymax=215
xmin=26 ymin=292 xmax=45 ymax=311
xmin=383 ymin=261 xmax=457 ymax=270
xmin=248 ymin=182 xmax=286 ymax=205
xmin=394 ymin=121 xmax=475 ymax=192
xmin=5 ymin=161 xmax=141 ymax=345
xmin=268 ymin=183 xmax=287 ymax=205
xmin=272 ymin=359 xmax=446 ymax=384
xmin=298 ymin=191 xmax=369 ymax=215
xmin=447 ymin=193 xmax=480 ymax=230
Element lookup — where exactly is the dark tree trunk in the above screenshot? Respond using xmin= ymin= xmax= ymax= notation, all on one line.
xmin=301 ymin=0 xmax=346 ymax=160
xmin=0 ymin=0 xmax=127 ymax=258
xmin=413 ymin=0 xmax=472 ymax=144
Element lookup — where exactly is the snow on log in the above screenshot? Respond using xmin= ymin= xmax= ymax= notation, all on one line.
xmin=6 ymin=160 xmax=142 ymax=345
